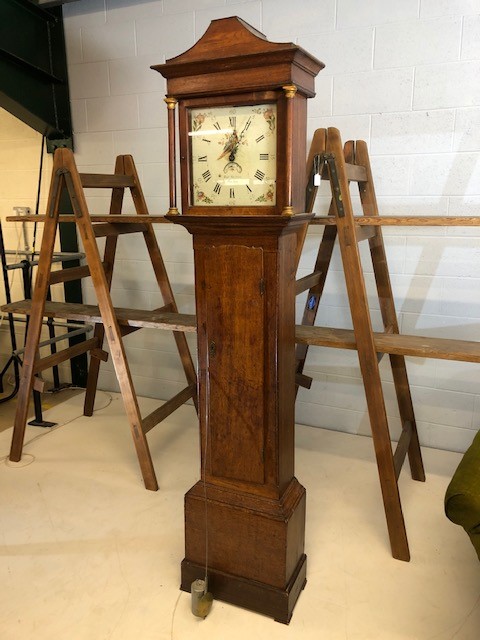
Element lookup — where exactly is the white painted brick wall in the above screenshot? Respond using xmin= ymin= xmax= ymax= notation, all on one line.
xmin=374 ymin=17 xmax=462 ymax=69
xmin=414 ymin=60 xmax=480 ymax=109
xmin=3 ymin=0 xmax=476 ymax=453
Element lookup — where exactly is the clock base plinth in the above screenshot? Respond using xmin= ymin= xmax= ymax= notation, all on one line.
xmin=181 ymin=477 xmax=306 ymax=622
xmin=180 ymin=554 xmax=307 ymax=624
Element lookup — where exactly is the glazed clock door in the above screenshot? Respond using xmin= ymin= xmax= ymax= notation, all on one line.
xmin=188 ymin=103 xmax=277 ymax=207
xmin=202 ymin=243 xmax=266 ymax=485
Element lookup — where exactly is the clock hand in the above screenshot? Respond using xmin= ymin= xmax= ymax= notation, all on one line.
xmin=239 ymin=116 xmax=252 ymax=138
xmin=229 ymin=116 xmax=253 ymax=160
xmin=218 ymin=115 xmax=253 ymax=162
xmin=218 ymin=130 xmax=240 ymax=161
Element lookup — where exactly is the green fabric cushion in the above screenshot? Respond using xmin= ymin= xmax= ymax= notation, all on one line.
xmin=445 ymin=430 xmax=480 ymax=560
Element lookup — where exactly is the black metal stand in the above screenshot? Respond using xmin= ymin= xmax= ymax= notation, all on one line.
xmin=0 ymin=222 xmax=20 ymax=403
xmin=0 ymin=221 xmax=87 ymax=426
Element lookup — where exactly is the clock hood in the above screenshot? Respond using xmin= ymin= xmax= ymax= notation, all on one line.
xmin=152 ymin=16 xmax=324 ymax=99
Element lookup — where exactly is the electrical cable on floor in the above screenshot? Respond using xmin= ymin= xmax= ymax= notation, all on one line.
xmin=170 ymin=590 xmax=183 ymax=640
xmin=0 ymin=390 xmax=113 ymax=465
xmin=44 ymin=385 xmax=89 ymax=394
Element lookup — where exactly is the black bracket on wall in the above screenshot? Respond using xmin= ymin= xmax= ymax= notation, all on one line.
xmin=0 ymin=0 xmax=73 ymax=150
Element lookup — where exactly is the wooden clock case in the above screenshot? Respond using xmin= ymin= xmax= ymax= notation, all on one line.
xmin=153 ymin=17 xmax=323 ymax=623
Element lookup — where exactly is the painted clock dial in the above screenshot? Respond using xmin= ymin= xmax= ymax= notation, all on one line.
xmin=188 ymin=103 xmax=277 ymax=207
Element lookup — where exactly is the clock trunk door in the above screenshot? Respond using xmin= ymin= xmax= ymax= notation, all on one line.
xmin=203 ymin=244 xmax=266 ymax=485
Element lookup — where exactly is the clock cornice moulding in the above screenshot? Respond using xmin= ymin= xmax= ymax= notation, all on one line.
xmin=152 ymin=16 xmax=324 ymax=98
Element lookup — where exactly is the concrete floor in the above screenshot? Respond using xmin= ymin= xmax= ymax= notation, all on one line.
xmin=0 ymin=391 xmax=479 ymax=639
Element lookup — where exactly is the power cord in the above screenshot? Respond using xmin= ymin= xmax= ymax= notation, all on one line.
xmin=1 ymin=390 xmax=113 ymax=466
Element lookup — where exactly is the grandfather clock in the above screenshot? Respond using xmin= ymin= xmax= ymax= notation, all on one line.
xmin=153 ymin=17 xmax=322 ymax=623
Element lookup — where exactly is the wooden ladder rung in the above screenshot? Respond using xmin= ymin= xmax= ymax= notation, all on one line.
xmin=393 ymin=421 xmax=413 ymax=480
xmin=295 ymin=270 xmax=323 ymax=295
xmin=321 ymin=162 xmax=367 ymax=183
xmin=93 ymin=222 xmax=148 ymax=238
xmin=295 ymin=325 xmax=480 ymax=363
xmin=33 ymin=338 xmax=99 ymax=373
xmin=295 ymin=372 xmax=313 ymax=389
xmin=142 ymin=384 xmax=196 ymax=434
xmin=80 ymin=173 xmax=136 ymax=188
xmin=49 ymin=263 xmax=98 ymax=285
xmin=345 ymin=162 xmax=367 ymax=182
xmin=355 ymin=226 xmax=376 ymax=242
xmin=1 ymin=299 xmax=197 ymax=333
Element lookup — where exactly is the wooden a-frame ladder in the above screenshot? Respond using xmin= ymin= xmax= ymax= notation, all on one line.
xmin=7 ymin=148 xmax=197 ymax=491
xmin=294 ymin=128 xmax=425 ymax=561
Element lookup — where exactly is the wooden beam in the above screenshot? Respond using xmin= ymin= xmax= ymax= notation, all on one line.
xmin=80 ymin=174 xmax=135 ymax=188
xmin=393 ymin=421 xmax=413 ymax=480
xmin=142 ymin=384 xmax=196 ymax=434
xmin=295 ymin=325 xmax=480 ymax=363
xmin=49 ymin=263 xmax=93 ymax=284
xmin=295 ymin=270 xmax=322 ymax=295
xmin=2 ymin=299 xmax=197 ymax=333
xmin=310 ymin=216 xmax=480 ymax=226
xmin=93 ymin=222 xmax=148 ymax=237
xmin=33 ymin=338 xmax=98 ymax=373
xmin=6 ymin=214 xmax=171 ymax=224
xmin=345 ymin=163 xmax=367 ymax=182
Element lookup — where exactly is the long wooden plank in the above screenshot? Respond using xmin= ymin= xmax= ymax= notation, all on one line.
xmin=120 ymin=305 xmax=174 ymax=336
xmin=8 ymin=214 xmax=480 ymax=227
xmin=7 ymin=298 xmax=480 ymax=363
xmin=2 ymin=299 xmax=196 ymax=333
xmin=310 ymin=216 xmax=480 ymax=226
xmin=295 ymin=324 xmax=480 ymax=363
xmin=6 ymin=214 xmax=171 ymax=224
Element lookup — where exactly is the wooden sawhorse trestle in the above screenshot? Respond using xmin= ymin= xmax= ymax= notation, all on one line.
xmin=3 ymin=148 xmax=197 ymax=491
xmin=294 ymin=127 xmax=480 ymax=561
